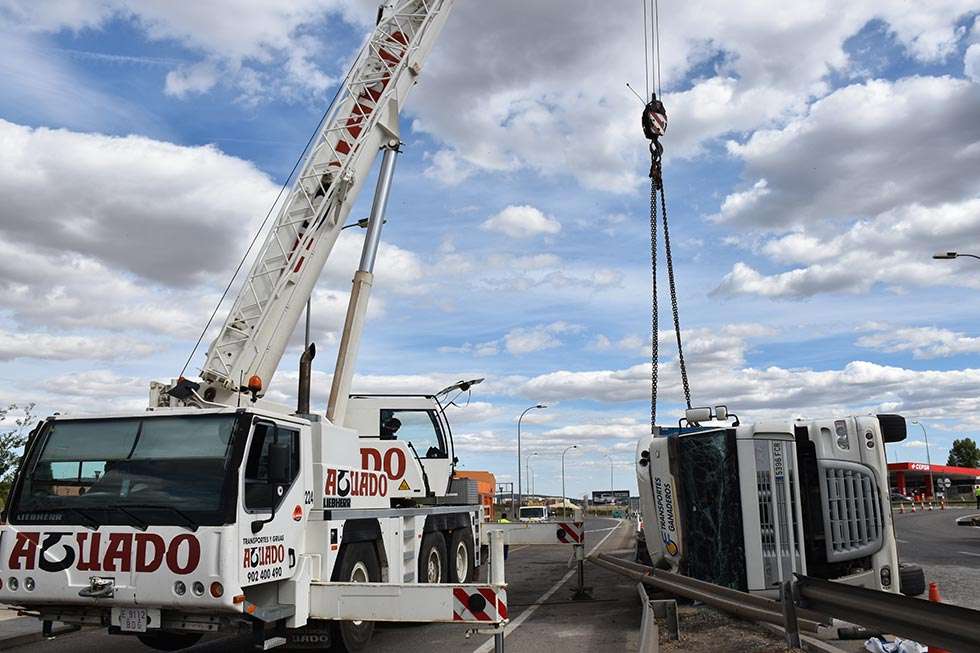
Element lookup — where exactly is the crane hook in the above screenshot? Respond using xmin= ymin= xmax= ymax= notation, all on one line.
xmin=642 ymin=95 xmax=667 ymax=188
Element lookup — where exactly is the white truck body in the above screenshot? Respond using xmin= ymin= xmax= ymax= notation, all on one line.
xmin=0 ymin=401 xmax=485 ymax=646
xmin=636 ymin=414 xmax=906 ymax=596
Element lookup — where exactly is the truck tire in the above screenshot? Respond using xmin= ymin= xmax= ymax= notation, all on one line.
xmin=449 ymin=527 xmax=476 ymax=583
xmin=418 ymin=532 xmax=448 ymax=584
xmin=899 ymin=563 xmax=925 ymax=597
xmin=331 ymin=542 xmax=381 ymax=652
xmin=136 ymin=633 xmax=202 ymax=651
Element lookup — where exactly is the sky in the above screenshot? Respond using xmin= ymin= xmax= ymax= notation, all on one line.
xmin=1 ymin=0 xmax=979 ymax=499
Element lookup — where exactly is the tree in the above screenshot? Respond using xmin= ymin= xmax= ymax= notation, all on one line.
xmin=947 ymin=437 xmax=980 ymax=469
xmin=0 ymin=403 xmax=36 ymax=508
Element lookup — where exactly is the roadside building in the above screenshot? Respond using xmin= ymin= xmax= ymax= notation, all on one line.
xmin=888 ymin=462 xmax=980 ymax=499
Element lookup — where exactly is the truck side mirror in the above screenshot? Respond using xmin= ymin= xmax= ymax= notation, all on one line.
xmin=268 ymin=441 xmax=292 ymax=485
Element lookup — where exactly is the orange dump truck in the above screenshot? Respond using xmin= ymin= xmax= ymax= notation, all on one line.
xmin=453 ymin=470 xmax=496 ymax=520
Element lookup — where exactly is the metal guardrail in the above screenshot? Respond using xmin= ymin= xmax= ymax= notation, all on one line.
xmin=795 ymin=575 xmax=980 ymax=652
xmin=590 ymin=553 xmax=980 ymax=652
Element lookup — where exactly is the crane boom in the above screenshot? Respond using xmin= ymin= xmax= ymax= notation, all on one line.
xmin=190 ymin=0 xmax=454 ymax=405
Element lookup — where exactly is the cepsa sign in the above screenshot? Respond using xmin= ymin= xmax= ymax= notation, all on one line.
xmin=7 ymin=531 xmax=200 ymax=574
xmin=323 ymin=468 xmax=387 ymax=508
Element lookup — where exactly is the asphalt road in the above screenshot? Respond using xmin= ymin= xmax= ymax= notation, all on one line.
xmin=893 ymin=507 xmax=980 ymax=609
xmin=5 ymin=518 xmax=639 ymax=653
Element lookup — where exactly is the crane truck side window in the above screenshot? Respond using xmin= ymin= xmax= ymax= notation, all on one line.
xmin=243 ymin=422 xmax=300 ymax=511
xmin=379 ymin=409 xmax=446 ymax=458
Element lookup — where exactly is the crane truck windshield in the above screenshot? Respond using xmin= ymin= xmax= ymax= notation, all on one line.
xmin=10 ymin=414 xmax=242 ymax=528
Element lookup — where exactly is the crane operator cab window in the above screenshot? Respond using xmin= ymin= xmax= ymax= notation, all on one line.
xmin=244 ymin=421 xmax=300 ymax=512
xmin=379 ymin=409 xmax=447 ymax=459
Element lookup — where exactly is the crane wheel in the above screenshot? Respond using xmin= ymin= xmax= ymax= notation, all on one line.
xmin=331 ymin=542 xmax=381 ymax=651
xmin=418 ymin=532 xmax=448 ymax=584
xmin=449 ymin=527 xmax=476 ymax=583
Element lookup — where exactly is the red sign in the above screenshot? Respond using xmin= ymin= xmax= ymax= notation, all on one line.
xmin=360 ymin=447 xmax=407 ymax=481
xmin=7 ymin=531 xmax=200 ymax=575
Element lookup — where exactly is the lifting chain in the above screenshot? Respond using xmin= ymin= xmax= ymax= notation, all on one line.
xmin=643 ymin=95 xmax=692 ymax=431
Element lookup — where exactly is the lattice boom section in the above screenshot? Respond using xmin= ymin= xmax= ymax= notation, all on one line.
xmin=202 ymin=1 xmax=447 ymax=388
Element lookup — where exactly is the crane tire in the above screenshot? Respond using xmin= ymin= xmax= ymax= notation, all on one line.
xmin=449 ymin=527 xmax=476 ymax=583
xmin=331 ymin=542 xmax=381 ymax=651
xmin=418 ymin=532 xmax=448 ymax=584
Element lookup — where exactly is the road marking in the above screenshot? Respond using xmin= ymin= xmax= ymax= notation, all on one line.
xmin=472 ymin=520 xmax=625 ymax=653
xmin=896 ymin=539 xmax=908 ymax=544
xmin=959 ymin=551 xmax=980 ymax=557
xmin=586 ymin=526 xmax=619 ymax=533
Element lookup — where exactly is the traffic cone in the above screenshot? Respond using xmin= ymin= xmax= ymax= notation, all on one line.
xmin=910 ymin=502 xmax=916 ymax=513
xmin=928 ymin=501 xmax=934 ymax=511
xmin=899 ymin=503 xmax=905 ymax=514
xmin=927 ymin=583 xmax=950 ymax=653
xmin=940 ymin=499 xmax=945 ymax=511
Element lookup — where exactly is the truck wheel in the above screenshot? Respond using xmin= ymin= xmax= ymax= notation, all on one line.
xmin=136 ymin=633 xmax=202 ymax=651
xmin=331 ymin=542 xmax=381 ymax=652
xmin=449 ymin=527 xmax=476 ymax=583
xmin=418 ymin=532 xmax=448 ymax=584
xmin=899 ymin=563 xmax=925 ymax=597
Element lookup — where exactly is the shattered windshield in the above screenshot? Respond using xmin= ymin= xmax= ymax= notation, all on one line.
xmin=13 ymin=413 xmax=241 ymax=526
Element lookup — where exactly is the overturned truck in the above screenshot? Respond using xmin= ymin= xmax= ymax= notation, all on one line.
xmin=635 ymin=410 xmax=924 ymax=597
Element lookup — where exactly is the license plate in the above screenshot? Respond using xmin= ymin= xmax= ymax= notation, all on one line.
xmin=119 ymin=607 xmax=147 ymax=632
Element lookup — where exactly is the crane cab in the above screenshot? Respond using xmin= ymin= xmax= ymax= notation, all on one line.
xmin=343 ymin=394 xmax=456 ymax=501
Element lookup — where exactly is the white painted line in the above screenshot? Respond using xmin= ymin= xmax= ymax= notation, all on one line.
xmin=586 ymin=526 xmax=618 ymax=533
xmin=959 ymin=551 xmax=980 ymax=557
xmin=472 ymin=520 xmax=625 ymax=653
xmin=896 ymin=539 xmax=908 ymax=544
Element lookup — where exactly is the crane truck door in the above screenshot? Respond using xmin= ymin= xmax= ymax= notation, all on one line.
xmin=237 ymin=418 xmax=309 ymax=587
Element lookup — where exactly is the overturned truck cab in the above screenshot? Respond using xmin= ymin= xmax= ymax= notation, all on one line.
xmin=636 ymin=412 xmax=913 ymax=596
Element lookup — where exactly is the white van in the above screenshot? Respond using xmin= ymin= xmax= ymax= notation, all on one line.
xmin=519 ymin=505 xmax=548 ymax=522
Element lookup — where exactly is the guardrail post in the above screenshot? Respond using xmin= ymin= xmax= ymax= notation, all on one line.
xmin=780 ymin=579 xmax=801 ymax=648
xmin=488 ymin=529 xmax=506 ymax=653
xmin=571 ymin=542 xmax=593 ymax=600
xmin=637 ymin=583 xmax=660 ymax=653
xmin=652 ymin=600 xmax=679 ymax=640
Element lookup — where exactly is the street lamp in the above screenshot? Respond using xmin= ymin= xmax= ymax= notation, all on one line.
xmin=517 ymin=404 xmax=546 ymax=508
xmin=910 ymin=420 xmax=935 ymax=498
xmin=605 ymin=453 xmax=614 ymax=492
xmin=933 ymin=251 xmax=980 ymax=260
xmin=525 ymin=452 xmax=539 ymax=500
xmin=561 ymin=445 xmax=578 ymax=518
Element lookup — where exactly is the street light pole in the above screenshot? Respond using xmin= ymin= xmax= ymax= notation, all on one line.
xmin=561 ymin=445 xmax=578 ymax=518
xmin=525 ymin=452 xmax=539 ymax=501
xmin=911 ymin=420 xmax=935 ymax=498
xmin=605 ymin=453 xmax=614 ymax=492
xmin=933 ymin=251 xmax=980 ymax=261
xmin=517 ymin=404 xmax=546 ymax=509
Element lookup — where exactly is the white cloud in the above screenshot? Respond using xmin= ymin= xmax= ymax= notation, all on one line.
xmin=164 ymin=59 xmax=219 ymax=97
xmin=481 ymin=205 xmax=561 ymax=239
xmin=714 ymin=199 xmax=980 ymax=298
xmin=423 ymin=149 xmax=475 ymax=186
xmin=966 ymin=44 xmax=980 ymax=83
xmin=857 ymin=325 xmax=980 ymax=359
xmin=718 ymin=76 xmax=980 ymax=230
xmin=504 ymin=321 xmax=582 ymax=355
xmin=0 ymin=330 xmax=159 ymax=362
xmin=0 ymin=118 xmax=278 ymax=286
xmin=0 ymin=0 xmax=361 ymax=100
xmin=410 ymin=0 xmax=975 ymax=191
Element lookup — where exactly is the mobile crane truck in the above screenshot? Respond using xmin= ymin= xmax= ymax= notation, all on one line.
xmin=0 ymin=2 xmax=511 ymax=651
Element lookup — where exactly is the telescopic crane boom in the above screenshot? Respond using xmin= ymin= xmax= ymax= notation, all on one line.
xmin=155 ymin=1 xmax=455 ymax=411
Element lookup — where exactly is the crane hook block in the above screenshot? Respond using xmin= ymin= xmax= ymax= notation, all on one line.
xmin=642 ymin=96 xmax=667 ymax=141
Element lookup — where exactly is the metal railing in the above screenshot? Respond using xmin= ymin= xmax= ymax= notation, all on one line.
xmin=590 ymin=553 xmax=980 ymax=652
